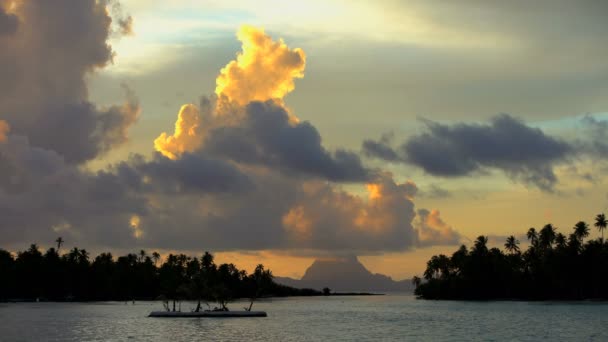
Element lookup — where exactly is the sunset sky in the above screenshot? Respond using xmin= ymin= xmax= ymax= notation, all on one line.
xmin=1 ymin=0 xmax=608 ymax=280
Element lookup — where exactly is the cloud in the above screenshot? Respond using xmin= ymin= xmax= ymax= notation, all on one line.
xmin=106 ymin=0 xmax=134 ymax=36
xmin=0 ymin=2 xmax=17 ymax=35
xmin=156 ymin=27 xmax=372 ymax=182
xmin=420 ymin=184 xmax=452 ymax=199
xmin=204 ymin=100 xmax=373 ymax=182
xmin=134 ymin=152 xmax=253 ymax=194
xmin=0 ymin=0 xmax=138 ymax=163
xmin=280 ymin=173 xmax=419 ymax=252
xmin=154 ymin=104 xmax=202 ymax=160
xmin=579 ymin=115 xmax=608 ymax=157
xmin=0 ymin=132 xmax=146 ymax=247
xmin=215 ymin=25 xmax=306 ymax=106
xmin=364 ymin=114 xmax=573 ymax=191
xmin=414 ymin=209 xmax=462 ymax=247
xmin=0 ymin=120 xmax=8 ymax=142
xmin=0 ymin=21 xmax=463 ymax=256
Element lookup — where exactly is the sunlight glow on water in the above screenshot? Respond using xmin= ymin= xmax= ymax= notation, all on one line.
xmin=1 ymin=295 xmax=607 ymax=341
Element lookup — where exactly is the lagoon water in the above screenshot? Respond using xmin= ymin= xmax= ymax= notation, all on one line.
xmin=1 ymin=294 xmax=607 ymax=341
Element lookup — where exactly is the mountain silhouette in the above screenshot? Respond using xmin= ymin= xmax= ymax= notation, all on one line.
xmin=275 ymin=256 xmax=413 ymax=292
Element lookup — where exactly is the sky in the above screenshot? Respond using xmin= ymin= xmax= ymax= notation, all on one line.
xmin=1 ymin=0 xmax=608 ymax=280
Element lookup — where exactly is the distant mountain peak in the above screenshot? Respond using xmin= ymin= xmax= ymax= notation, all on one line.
xmin=276 ymin=256 xmax=412 ymax=292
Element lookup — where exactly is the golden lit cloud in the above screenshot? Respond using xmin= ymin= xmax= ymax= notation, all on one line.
xmin=366 ymin=183 xmax=381 ymax=200
xmin=154 ymin=104 xmax=202 ymax=159
xmin=0 ymin=120 xmax=9 ymax=143
xmin=130 ymin=215 xmax=143 ymax=239
xmin=354 ymin=178 xmax=418 ymax=233
xmin=280 ymin=174 xmax=418 ymax=249
xmin=215 ymin=25 xmax=306 ymax=105
xmin=155 ymin=25 xmax=306 ymax=159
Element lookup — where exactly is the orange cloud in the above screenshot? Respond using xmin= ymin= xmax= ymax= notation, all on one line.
xmin=215 ymin=25 xmax=306 ymax=106
xmin=415 ymin=209 xmax=461 ymax=246
xmin=282 ymin=205 xmax=313 ymax=240
xmin=155 ymin=25 xmax=306 ymax=159
xmin=355 ymin=177 xmax=418 ymax=233
xmin=129 ymin=215 xmax=143 ymax=239
xmin=0 ymin=120 xmax=8 ymax=142
xmin=280 ymin=174 xmax=418 ymax=250
xmin=154 ymin=104 xmax=202 ymax=159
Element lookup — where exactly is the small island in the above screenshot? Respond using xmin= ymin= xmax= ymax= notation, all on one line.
xmin=413 ymin=213 xmax=608 ymax=300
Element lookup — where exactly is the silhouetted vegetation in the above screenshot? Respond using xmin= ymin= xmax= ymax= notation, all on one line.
xmin=0 ymin=243 xmax=322 ymax=307
xmin=414 ymin=214 xmax=608 ymax=300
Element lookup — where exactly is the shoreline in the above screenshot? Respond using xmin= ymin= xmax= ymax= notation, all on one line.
xmin=0 ymin=292 xmax=385 ymax=303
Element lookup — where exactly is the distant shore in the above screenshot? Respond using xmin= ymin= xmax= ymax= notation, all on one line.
xmin=1 ymin=292 xmax=384 ymax=303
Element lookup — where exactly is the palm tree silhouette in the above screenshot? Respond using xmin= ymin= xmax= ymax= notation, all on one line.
xmin=594 ymin=213 xmax=607 ymax=242
xmin=152 ymin=252 xmax=160 ymax=266
xmin=574 ymin=221 xmax=590 ymax=242
xmin=55 ymin=237 xmax=64 ymax=252
xmin=539 ymin=224 xmax=556 ymax=249
xmin=526 ymin=228 xmax=538 ymax=247
xmin=504 ymin=235 xmax=520 ymax=254
xmin=555 ymin=233 xmax=567 ymax=249
xmin=473 ymin=236 xmax=489 ymax=254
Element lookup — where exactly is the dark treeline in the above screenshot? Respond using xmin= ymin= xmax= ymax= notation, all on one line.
xmin=0 ymin=243 xmax=321 ymax=309
xmin=414 ymin=214 xmax=608 ymax=300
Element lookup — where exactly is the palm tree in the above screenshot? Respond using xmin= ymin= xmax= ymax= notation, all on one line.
xmin=555 ymin=233 xmax=567 ymax=249
xmin=527 ymin=228 xmax=538 ymax=247
xmin=424 ymin=256 xmax=440 ymax=280
xmin=152 ymin=252 xmax=161 ymax=266
xmin=55 ymin=237 xmax=64 ymax=252
xmin=594 ymin=213 xmax=607 ymax=242
xmin=573 ymin=221 xmax=590 ymax=242
xmin=539 ymin=224 xmax=556 ymax=249
xmin=139 ymin=250 xmax=146 ymax=263
xmin=504 ymin=235 xmax=520 ymax=254
xmin=473 ymin=235 xmax=489 ymax=255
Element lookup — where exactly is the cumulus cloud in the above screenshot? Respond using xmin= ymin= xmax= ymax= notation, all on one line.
xmin=0 ymin=132 xmax=146 ymax=247
xmin=364 ymin=114 xmax=573 ymax=191
xmin=156 ymin=26 xmax=372 ymax=182
xmin=414 ymin=209 xmax=462 ymax=247
xmin=204 ymin=100 xmax=373 ymax=182
xmin=0 ymin=19 xmax=462 ymax=256
xmin=215 ymin=25 xmax=306 ymax=106
xmin=154 ymin=104 xmax=202 ymax=160
xmin=0 ymin=0 xmax=138 ymax=163
xmin=281 ymin=173 xmax=419 ymax=252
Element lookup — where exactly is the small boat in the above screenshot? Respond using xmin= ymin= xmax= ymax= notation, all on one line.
xmin=148 ymin=310 xmax=267 ymax=318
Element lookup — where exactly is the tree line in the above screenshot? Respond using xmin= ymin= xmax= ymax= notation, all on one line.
xmin=0 ymin=242 xmax=321 ymax=309
xmin=413 ymin=213 xmax=608 ymax=300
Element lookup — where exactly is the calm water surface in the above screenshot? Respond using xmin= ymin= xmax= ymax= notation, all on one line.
xmin=1 ymin=294 xmax=607 ymax=341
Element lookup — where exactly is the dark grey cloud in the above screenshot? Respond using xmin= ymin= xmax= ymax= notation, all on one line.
xmin=134 ymin=152 xmax=253 ymax=194
xmin=205 ymin=100 xmax=373 ymax=182
xmin=0 ymin=3 xmax=17 ymax=35
xmin=579 ymin=115 xmax=608 ymax=157
xmin=0 ymin=131 xmax=257 ymax=249
xmin=0 ymin=0 xmax=138 ymax=163
xmin=0 ymin=131 xmax=436 ymax=254
xmin=364 ymin=114 xmax=573 ymax=191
